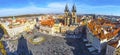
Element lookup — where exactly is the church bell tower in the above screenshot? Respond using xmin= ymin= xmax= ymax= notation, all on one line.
xmin=72 ymin=4 xmax=77 ymax=24
xmin=64 ymin=4 xmax=77 ymax=26
xmin=64 ymin=4 xmax=69 ymax=25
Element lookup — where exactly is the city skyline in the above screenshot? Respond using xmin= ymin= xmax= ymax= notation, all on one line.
xmin=0 ymin=0 xmax=120 ymax=17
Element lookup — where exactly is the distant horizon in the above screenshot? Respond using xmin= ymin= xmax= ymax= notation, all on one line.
xmin=1 ymin=13 xmax=120 ymax=18
xmin=0 ymin=0 xmax=120 ymax=17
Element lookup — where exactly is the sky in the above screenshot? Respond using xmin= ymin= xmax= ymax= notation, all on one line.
xmin=0 ymin=0 xmax=120 ymax=17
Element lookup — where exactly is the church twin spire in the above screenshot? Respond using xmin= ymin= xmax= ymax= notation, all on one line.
xmin=64 ymin=4 xmax=77 ymax=26
xmin=64 ymin=4 xmax=76 ymax=12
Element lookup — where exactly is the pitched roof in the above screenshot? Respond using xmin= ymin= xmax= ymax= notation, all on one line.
xmin=72 ymin=4 xmax=76 ymax=12
xmin=107 ymin=33 xmax=120 ymax=48
xmin=64 ymin=4 xmax=69 ymax=12
xmin=88 ymin=18 xmax=120 ymax=41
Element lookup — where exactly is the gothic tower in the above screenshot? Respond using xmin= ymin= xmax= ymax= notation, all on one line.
xmin=72 ymin=4 xmax=77 ymax=24
xmin=68 ymin=11 xmax=72 ymax=26
xmin=64 ymin=4 xmax=77 ymax=26
xmin=64 ymin=4 xmax=69 ymax=25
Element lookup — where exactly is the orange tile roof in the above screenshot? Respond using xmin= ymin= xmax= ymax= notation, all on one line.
xmin=88 ymin=18 xmax=120 ymax=41
xmin=40 ymin=18 xmax=55 ymax=27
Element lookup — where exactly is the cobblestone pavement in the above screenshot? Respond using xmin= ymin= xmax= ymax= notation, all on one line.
xmin=3 ymin=32 xmax=94 ymax=55
xmin=27 ymin=33 xmax=74 ymax=55
xmin=26 ymin=32 xmax=92 ymax=55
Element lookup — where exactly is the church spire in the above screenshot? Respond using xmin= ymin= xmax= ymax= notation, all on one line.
xmin=72 ymin=4 xmax=76 ymax=12
xmin=64 ymin=4 xmax=69 ymax=12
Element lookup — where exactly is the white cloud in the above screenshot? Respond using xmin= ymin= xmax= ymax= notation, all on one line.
xmin=48 ymin=2 xmax=66 ymax=8
xmin=0 ymin=2 xmax=69 ymax=17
